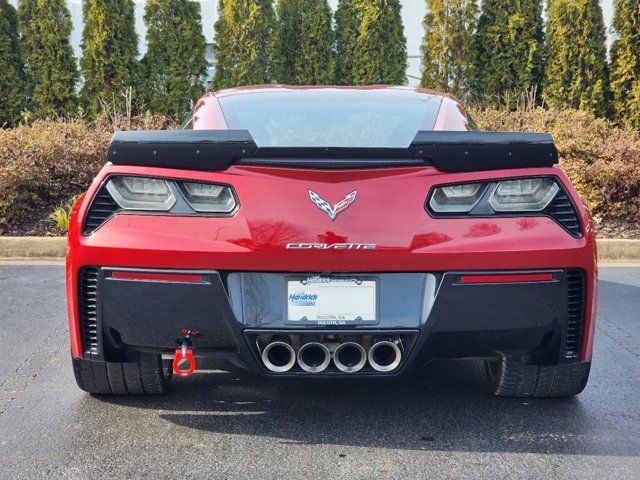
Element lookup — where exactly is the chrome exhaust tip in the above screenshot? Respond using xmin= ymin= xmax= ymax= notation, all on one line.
xmin=333 ymin=342 xmax=367 ymax=373
xmin=368 ymin=339 xmax=402 ymax=372
xmin=297 ymin=342 xmax=331 ymax=373
xmin=261 ymin=341 xmax=296 ymax=373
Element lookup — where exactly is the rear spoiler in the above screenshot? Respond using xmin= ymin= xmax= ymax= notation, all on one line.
xmin=107 ymin=130 xmax=558 ymax=172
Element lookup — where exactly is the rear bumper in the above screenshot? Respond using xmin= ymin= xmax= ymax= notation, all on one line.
xmin=70 ymin=266 xmax=592 ymax=377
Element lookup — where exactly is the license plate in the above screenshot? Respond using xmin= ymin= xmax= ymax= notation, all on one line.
xmin=286 ymin=276 xmax=377 ymax=325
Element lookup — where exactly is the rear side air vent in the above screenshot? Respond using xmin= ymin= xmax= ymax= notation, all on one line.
xmin=83 ymin=186 xmax=120 ymax=234
xmin=80 ymin=267 xmax=100 ymax=356
xmin=544 ymin=189 xmax=582 ymax=237
xmin=564 ymin=269 xmax=585 ymax=360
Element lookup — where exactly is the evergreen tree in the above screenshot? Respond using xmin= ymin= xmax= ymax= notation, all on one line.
xmin=474 ymin=0 xmax=544 ymax=104
xmin=334 ymin=0 xmax=360 ymax=85
xmin=213 ymin=0 xmax=276 ymax=89
xmin=275 ymin=0 xmax=333 ymax=84
xmin=212 ymin=0 xmax=233 ymax=89
xmin=543 ymin=0 xmax=610 ymax=117
xmin=18 ymin=0 xmax=78 ymax=118
xmin=353 ymin=0 xmax=407 ymax=85
xmin=0 ymin=0 xmax=26 ymax=126
xmin=80 ymin=0 xmax=139 ymax=115
xmin=274 ymin=0 xmax=298 ymax=83
xmin=141 ymin=0 xmax=208 ymax=118
xmin=420 ymin=0 xmax=477 ymax=99
xmin=610 ymin=0 xmax=640 ymax=128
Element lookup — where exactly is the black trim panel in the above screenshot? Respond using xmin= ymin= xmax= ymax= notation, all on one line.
xmin=98 ymin=268 xmax=238 ymax=353
xmin=83 ymin=185 xmax=121 ymax=235
xmin=79 ymin=267 xmax=100 ymax=358
xmin=237 ymin=156 xmax=427 ymax=169
xmin=564 ymin=269 xmax=586 ymax=360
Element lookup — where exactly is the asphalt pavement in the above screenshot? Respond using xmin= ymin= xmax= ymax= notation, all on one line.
xmin=0 ymin=265 xmax=639 ymax=479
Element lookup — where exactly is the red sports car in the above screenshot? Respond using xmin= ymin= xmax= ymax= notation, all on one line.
xmin=66 ymin=86 xmax=596 ymax=397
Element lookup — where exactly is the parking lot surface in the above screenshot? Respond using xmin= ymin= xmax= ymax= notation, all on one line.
xmin=0 ymin=265 xmax=638 ymax=479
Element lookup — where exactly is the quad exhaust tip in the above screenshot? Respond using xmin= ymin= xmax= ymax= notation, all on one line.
xmin=334 ymin=342 xmax=367 ymax=373
xmin=261 ymin=336 xmax=403 ymax=374
xmin=297 ymin=342 xmax=331 ymax=373
xmin=368 ymin=339 xmax=402 ymax=372
xmin=262 ymin=340 xmax=296 ymax=373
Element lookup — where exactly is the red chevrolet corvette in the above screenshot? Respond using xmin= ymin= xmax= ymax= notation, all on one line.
xmin=66 ymin=86 xmax=596 ymax=398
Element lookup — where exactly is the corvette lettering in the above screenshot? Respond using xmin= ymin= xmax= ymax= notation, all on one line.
xmin=286 ymin=243 xmax=377 ymax=250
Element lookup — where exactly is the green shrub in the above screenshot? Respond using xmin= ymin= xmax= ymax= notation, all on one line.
xmin=471 ymin=106 xmax=640 ymax=223
xmin=49 ymin=194 xmax=80 ymax=233
xmin=0 ymin=114 xmax=176 ymax=234
xmin=0 ymin=120 xmax=109 ymax=233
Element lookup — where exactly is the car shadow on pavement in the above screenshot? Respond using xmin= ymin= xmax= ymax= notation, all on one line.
xmin=96 ymin=358 xmax=636 ymax=457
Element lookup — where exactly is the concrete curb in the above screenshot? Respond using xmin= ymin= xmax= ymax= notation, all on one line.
xmin=596 ymin=239 xmax=640 ymax=262
xmin=0 ymin=236 xmax=638 ymax=262
xmin=0 ymin=237 xmax=66 ymax=259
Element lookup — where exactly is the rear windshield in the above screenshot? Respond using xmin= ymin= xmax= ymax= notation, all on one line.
xmin=218 ymin=90 xmax=442 ymax=148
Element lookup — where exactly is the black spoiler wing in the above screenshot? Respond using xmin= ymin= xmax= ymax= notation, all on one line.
xmin=107 ymin=130 xmax=558 ymax=172
xmin=408 ymin=131 xmax=558 ymax=172
xmin=107 ymin=130 xmax=257 ymax=171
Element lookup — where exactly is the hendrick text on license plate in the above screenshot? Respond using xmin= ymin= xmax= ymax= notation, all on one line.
xmin=286 ymin=276 xmax=377 ymax=325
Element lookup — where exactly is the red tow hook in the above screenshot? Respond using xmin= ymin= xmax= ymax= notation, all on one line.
xmin=173 ymin=329 xmax=200 ymax=377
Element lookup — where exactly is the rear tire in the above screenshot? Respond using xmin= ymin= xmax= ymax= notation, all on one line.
xmin=485 ymin=355 xmax=590 ymax=398
xmin=73 ymin=354 xmax=172 ymax=395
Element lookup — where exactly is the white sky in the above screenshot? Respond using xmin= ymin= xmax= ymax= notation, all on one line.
xmin=9 ymin=0 xmax=616 ymax=87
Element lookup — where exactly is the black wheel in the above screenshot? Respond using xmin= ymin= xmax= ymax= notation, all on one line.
xmin=72 ymin=354 xmax=172 ymax=395
xmin=485 ymin=355 xmax=591 ymax=398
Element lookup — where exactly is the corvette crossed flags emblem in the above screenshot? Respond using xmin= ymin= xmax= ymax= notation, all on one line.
xmin=308 ymin=190 xmax=357 ymax=221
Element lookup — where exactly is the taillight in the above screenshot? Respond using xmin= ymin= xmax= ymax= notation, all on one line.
xmin=426 ymin=176 xmax=582 ymax=237
xmin=428 ymin=182 xmax=487 ymax=213
xmin=83 ymin=175 xmax=238 ymax=234
xmin=178 ymin=181 xmax=237 ymax=213
xmin=106 ymin=176 xmax=176 ymax=211
xmin=488 ymin=178 xmax=559 ymax=212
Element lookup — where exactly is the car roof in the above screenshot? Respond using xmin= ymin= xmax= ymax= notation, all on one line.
xmin=206 ymin=84 xmax=457 ymax=101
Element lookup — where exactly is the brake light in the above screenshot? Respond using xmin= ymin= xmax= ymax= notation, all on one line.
xmin=460 ymin=273 xmax=554 ymax=284
xmin=111 ymin=271 xmax=204 ymax=283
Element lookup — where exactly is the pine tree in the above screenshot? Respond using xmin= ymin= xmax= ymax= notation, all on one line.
xmin=474 ymin=0 xmax=544 ymax=104
xmin=334 ymin=0 xmax=360 ymax=85
xmin=420 ymin=0 xmax=477 ymax=99
xmin=610 ymin=0 xmax=640 ymax=128
xmin=80 ymin=0 xmax=139 ymax=115
xmin=0 ymin=0 xmax=26 ymax=126
xmin=141 ymin=0 xmax=208 ymax=118
xmin=275 ymin=0 xmax=333 ymax=84
xmin=353 ymin=0 xmax=407 ymax=85
xmin=213 ymin=0 xmax=276 ymax=90
xmin=543 ymin=0 xmax=610 ymax=117
xmin=18 ymin=0 xmax=78 ymax=118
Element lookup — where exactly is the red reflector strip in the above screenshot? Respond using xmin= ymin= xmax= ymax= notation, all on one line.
xmin=460 ymin=273 xmax=553 ymax=284
xmin=111 ymin=271 xmax=203 ymax=283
